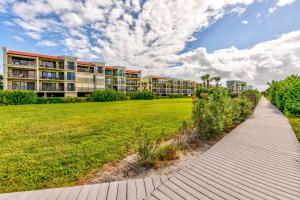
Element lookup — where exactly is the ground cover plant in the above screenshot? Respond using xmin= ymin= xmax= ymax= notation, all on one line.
xmin=0 ymin=98 xmax=192 ymax=192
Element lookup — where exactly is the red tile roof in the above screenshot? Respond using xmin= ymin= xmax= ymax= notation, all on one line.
xmin=125 ymin=69 xmax=141 ymax=74
xmin=77 ymin=61 xmax=95 ymax=66
xmin=7 ymin=50 xmax=64 ymax=61
xmin=105 ymin=66 xmax=118 ymax=70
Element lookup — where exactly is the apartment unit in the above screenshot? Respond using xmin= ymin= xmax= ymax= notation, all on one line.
xmin=125 ymin=70 xmax=142 ymax=92
xmin=142 ymin=76 xmax=196 ymax=96
xmin=226 ymin=80 xmax=247 ymax=93
xmin=2 ymin=48 xmax=141 ymax=97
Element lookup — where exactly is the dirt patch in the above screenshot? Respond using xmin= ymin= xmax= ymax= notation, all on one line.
xmin=79 ymin=133 xmax=214 ymax=185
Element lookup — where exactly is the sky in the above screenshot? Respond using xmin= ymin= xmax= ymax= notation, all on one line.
xmin=0 ymin=0 xmax=299 ymax=90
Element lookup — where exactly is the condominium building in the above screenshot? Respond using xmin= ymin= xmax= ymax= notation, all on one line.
xmin=2 ymin=48 xmax=141 ymax=97
xmin=226 ymin=80 xmax=247 ymax=93
xmin=142 ymin=76 xmax=196 ymax=96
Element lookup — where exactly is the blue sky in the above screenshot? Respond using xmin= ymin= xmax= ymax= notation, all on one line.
xmin=0 ymin=0 xmax=299 ymax=89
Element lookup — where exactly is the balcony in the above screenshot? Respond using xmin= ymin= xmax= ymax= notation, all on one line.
xmin=7 ymin=73 xmax=36 ymax=79
xmin=8 ymin=62 xmax=36 ymax=69
xmin=40 ymin=87 xmax=64 ymax=92
xmin=77 ymin=68 xmax=94 ymax=73
xmin=40 ymin=76 xmax=64 ymax=81
xmin=7 ymin=84 xmax=36 ymax=91
xmin=126 ymin=74 xmax=140 ymax=78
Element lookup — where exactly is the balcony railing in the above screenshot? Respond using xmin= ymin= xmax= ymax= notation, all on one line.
xmin=7 ymin=73 xmax=36 ymax=79
xmin=7 ymin=85 xmax=36 ymax=90
xmin=40 ymin=76 xmax=64 ymax=80
xmin=77 ymin=68 xmax=94 ymax=73
xmin=39 ymin=65 xmax=64 ymax=70
xmin=41 ymin=87 xmax=64 ymax=91
xmin=8 ymin=62 xmax=36 ymax=68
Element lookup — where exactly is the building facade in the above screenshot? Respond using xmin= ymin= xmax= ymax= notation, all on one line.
xmin=142 ymin=76 xmax=196 ymax=96
xmin=226 ymin=80 xmax=247 ymax=93
xmin=2 ymin=48 xmax=141 ymax=97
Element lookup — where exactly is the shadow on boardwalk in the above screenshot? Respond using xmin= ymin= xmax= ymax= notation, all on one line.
xmin=1 ymin=97 xmax=300 ymax=200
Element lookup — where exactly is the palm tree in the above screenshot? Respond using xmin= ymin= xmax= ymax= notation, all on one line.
xmin=205 ymin=74 xmax=210 ymax=88
xmin=200 ymin=75 xmax=207 ymax=87
xmin=214 ymin=76 xmax=221 ymax=87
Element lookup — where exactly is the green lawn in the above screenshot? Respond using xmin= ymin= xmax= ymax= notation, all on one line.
xmin=0 ymin=99 xmax=192 ymax=193
xmin=289 ymin=118 xmax=300 ymax=142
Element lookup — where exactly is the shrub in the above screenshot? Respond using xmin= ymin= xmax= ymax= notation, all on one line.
xmin=36 ymin=97 xmax=86 ymax=104
xmin=241 ymin=89 xmax=261 ymax=108
xmin=89 ymin=89 xmax=128 ymax=102
xmin=193 ymin=87 xmax=254 ymax=141
xmin=266 ymin=75 xmax=300 ymax=117
xmin=232 ymin=96 xmax=252 ymax=123
xmin=127 ymin=91 xmax=155 ymax=100
xmin=135 ymin=125 xmax=178 ymax=167
xmin=0 ymin=90 xmax=37 ymax=105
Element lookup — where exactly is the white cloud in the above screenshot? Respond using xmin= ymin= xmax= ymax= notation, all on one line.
xmin=37 ymin=40 xmax=57 ymax=47
xmin=241 ymin=20 xmax=249 ymax=25
xmin=231 ymin=7 xmax=247 ymax=15
xmin=269 ymin=0 xmax=296 ymax=13
xmin=2 ymin=0 xmax=299 ymax=90
xmin=13 ymin=36 xmax=25 ymax=42
xmin=165 ymin=30 xmax=300 ymax=90
xmin=276 ymin=0 xmax=296 ymax=7
xmin=3 ymin=21 xmax=15 ymax=26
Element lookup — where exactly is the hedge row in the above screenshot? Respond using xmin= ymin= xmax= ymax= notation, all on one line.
xmin=266 ymin=75 xmax=300 ymax=117
xmin=0 ymin=90 xmax=37 ymax=105
xmin=193 ymin=87 xmax=261 ymax=140
xmin=0 ymin=90 xmax=157 ymax=105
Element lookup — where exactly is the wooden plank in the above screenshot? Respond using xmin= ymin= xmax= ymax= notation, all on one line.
xmin=66 ymin=186 xmax=82 ymax=200
xmin=156 ymin=185 xmax=183 ymax=200
xmin=144 ymin=177 xmax=154 ymax=197
xmin=150 ymin=189 xmax=172 ymax=200
xmin=117 ymin=180 xmax=127 ymax=200
xmin=86 ymin=184 xmax=101 ymax=200
xmin=97 ymin=183 xmax=109 ymax=200
xmin=151 ymin=176 xmax=162 ymax=189
xmin=76 ymin=184 xmax=92 ymax=200
xmin=135 ymin=179 xmax=146 ymax=200
xmin=57 ymin=187 xmax=73 ymax=200
xmin=106 ymin=182 xmax=118 ymax=200
xmin=45 ymin=188 xmax=64 ymax=200
xmin=127 ymin=179 xmax=137 ymax=200
xmin=164 ymin=180 xmax=198 ymax=200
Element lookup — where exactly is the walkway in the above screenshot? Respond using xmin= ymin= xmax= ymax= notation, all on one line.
xmin=1 ymin=97 xmax=299 ymax=200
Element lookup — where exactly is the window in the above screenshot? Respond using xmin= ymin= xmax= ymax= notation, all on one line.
xmin=67 ymin=72 xmax=75 ymax=80
xmin=42 ymin=83 xmax=56 ymax=91
xmin=12 ymin=82 xmax=35 ymax=90
xmin=12 ymin=57 xmax=35 ymax=66
xmin=59 ymin=62 xmax=64 ymax=69
xmin=41 ymin=60 xmax=56 ymax=68
xmin=97 ymin=67 xmax=103 ymax=73
xmin=59 ymin=72 xmax=64 ymax=80
xmin=42 ymin=71 xmax=56 ymax=79
xmin=67 ymin=61 xmax=75 ymax=70
xmin=67 ymin=83 xmax=75 ymax=91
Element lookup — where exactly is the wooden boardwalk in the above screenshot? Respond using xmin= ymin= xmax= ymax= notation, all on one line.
xmin=1 ymin=97 xmax=300 ymax=200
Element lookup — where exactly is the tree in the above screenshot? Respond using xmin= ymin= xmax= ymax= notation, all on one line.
xmin=201 ymin=75 xmax=206 ymax=87
xmin=200 ymin=74 xmax=210 ymax=88
xmin=214 ymin=76 xmax=221 ymax=87
xmin=0 ymin=74 xmax=3 ymax=90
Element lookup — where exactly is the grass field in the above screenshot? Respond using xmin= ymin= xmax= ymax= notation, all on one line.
xmin=289 ymin=118 xmax=300 ymax=142
xmin=0 ymin=98 xmax=192 ymax=193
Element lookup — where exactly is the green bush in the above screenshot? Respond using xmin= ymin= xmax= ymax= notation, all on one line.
xmin=36 ymin=97 xmax=86 ymax=104
xmin=168 ymin=94 xmax=185 ymax=98
xmin=193 ymin=87 xmax=254 ymax=141
xmin=266 ymin=75 xmax=300 ymax=117
xmin=127 ymin=91 xmax=155 ymax=100
xmin=89 ymin=89 xmax=128 ymax=102
xmin=241 ymin=89 xmax=261 ymax=108
xmin=0 ymin=90 xmax=37 ymax=105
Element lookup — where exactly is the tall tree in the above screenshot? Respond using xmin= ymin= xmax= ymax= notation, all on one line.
xmin=204 ymin=74 xmax=210 ymax=88
xmin=200 ymin=75 xmax=207 ymax=87
xmin=214 ymin=76 xmax=221 ymax=87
